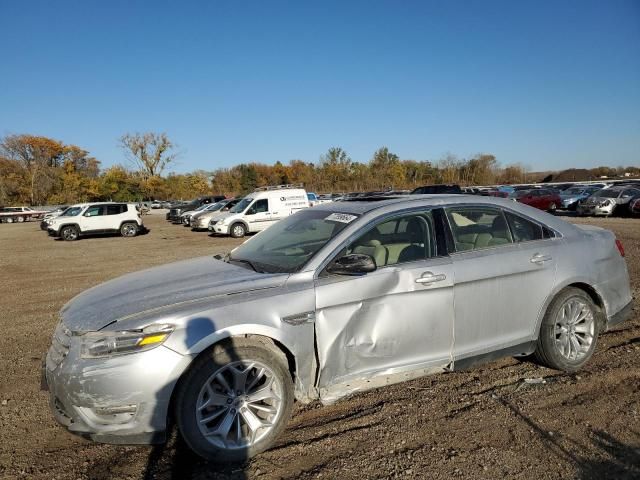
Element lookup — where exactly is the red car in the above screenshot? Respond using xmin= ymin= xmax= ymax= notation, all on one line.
xmin=510 ymin=188 xmax=561 ymax=213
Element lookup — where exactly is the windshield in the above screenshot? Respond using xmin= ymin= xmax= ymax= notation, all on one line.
xmin=228 ymin=209 xmax=358 ymax=273
xmin=230 ymin=197 xmax=253 ymax=213
xmin=61 ymin=207 xmax=83 ymax=217
xmin=564 ymin=187 xmax=585 ymax=195
xmin=595 ymin=189 xmax=621 ymax=198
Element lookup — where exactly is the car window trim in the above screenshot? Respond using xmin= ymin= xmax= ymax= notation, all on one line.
xmin=443 ymin=205 xmax=515 ymax=255
xmin=442 ymin=203 xmax=562 ymax=255
xmin=313 ymin=206 xmax=447 ymax=278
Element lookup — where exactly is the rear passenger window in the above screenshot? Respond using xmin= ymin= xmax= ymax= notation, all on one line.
xmin=106 ymin=204 xmax=125 ymax=215
xmin=505 ymin=212 xmax=543 ymax=242
xmin=347 ymin=212 xmax=436 ymax=267
xmin=446 ymin=207 xmax=513 ymax=252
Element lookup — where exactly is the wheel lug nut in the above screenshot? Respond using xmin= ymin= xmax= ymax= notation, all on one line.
xmin=226 ymin=398 xmax=233 ymax=404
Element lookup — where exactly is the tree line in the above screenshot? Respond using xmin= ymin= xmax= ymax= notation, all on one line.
xmin=0 ymin=133 xmax=637 ymax=206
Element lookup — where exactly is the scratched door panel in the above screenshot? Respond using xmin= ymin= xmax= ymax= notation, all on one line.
xmin=314 ymin=256 xmax=455 ymax=394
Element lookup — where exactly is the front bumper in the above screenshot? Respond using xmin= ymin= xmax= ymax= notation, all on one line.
xmin=208 ymin=223 xmax=230 ymax=235
xmin=43 ymin=327 xmax=191 ymax=445
xmin=577 ymin=204 xmax=614 ymax=216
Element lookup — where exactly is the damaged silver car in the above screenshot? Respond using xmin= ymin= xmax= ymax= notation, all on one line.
xmin=43 ymin=195 xmax=633 ymax=461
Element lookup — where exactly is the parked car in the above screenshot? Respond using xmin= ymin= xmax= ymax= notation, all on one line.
xmin=179 ymin=204 xmax=213 ymax=226
xmin=629 ymin=196 xmax=640 ymax=216
xmin=576 ymin=186 xmax=640 ymax=217
xmin=510 ymin=189 xmax=561 ymax=212
xmin=44 ymin=196 xmax=633 ymax=461
xmin=40 ymin=206 xmax=70 ymax=230
xmin=209 ymin=185 xmax=309 ymax=237
xmin=559 ymin=186 xmax=601 ymax=210
xmin=46 ymin=202 xmax=144 ymax=241
xmin=411 ymin=184 xmax=462 ymax=195
xmin=150 ymin=200 xmax=164 ymax=209
xmin=167 ymin=196 xmax=226 ymax=223
xmin=190 ymin=198 xmax=241 ymax=230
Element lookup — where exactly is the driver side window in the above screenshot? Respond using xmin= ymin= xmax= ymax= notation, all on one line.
xmin=346 ymin=212 xmax=436 ymax=268
xmin=85 ymin=205 xmax=104 ymax=217
xmin=250 ymin=199 xmax=268 ymax=214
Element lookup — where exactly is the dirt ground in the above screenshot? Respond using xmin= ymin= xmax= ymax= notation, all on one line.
xmin=0 ymin=212 xmax=638 ymax=480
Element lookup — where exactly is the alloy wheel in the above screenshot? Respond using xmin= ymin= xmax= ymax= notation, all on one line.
xmin=122 ymin=223 xmax=137 ymax=237
xmin=554 ymin=298 xmax=595 ymax=361
xmin=195 ymin=360 xmax=283 ymax=450
xmin=62 ymin=228 xmax=78 ymax=240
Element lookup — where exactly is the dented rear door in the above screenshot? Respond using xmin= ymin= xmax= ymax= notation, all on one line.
xmin=314 ymin=257 xmax=455 ymax=400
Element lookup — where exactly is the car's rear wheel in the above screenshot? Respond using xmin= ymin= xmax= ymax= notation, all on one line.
xmin=120 ymin=222 xmax=138 ymax=237
xmin=176 ymin=339 xmax=294 ymax=462
xmin=6 ymin=217 xmax=14 ymax=223
xmin=533 ymin=287 xmax=599 ymax=372
xmin=230 ymin=223 xmax=246 ymax=238
xmin=60 ymin=225 xmax=79 ymax=241
xmin=548 ymin=202 xmax=557 ymax=214
xmin=16 ymin=216 xmax=25 ymax=223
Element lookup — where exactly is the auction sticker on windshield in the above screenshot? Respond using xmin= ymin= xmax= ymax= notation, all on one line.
xmin=325 ymin=213 xmax=358 ymax=223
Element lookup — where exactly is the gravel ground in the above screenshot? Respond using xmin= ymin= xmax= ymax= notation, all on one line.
xmin=0 ymin=212 xmax=638 ymax=480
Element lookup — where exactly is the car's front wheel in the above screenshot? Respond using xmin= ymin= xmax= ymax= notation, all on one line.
xmin=533 ymin=287 xmax=600 ymax=372
xmin=60 ymin=225 xmax=79 ymax=241
xmin=548 ymin=202 xmax=557 ymax=214
xmin=176 ymin=339 xmax=294 ymax=462
xmin=230 ymin=223 xmax=246 ymax=238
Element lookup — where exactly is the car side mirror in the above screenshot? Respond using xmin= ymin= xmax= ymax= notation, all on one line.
xmin=326 ymin=253 xmax=377 ymax=276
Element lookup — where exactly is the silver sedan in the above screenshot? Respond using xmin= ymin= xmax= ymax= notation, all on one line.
xmin=44 ymin=195 xmax=633 ymax=462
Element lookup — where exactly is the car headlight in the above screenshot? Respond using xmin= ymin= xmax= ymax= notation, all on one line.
xmin=80 ymin=324 xmax=174 ymax=358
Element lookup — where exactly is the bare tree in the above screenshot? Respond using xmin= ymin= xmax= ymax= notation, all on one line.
xmin=119 ymin=132 xmax=177 ymax=177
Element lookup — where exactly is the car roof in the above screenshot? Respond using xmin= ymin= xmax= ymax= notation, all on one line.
xmin=312 ymin=194 xmax=580 ymax=235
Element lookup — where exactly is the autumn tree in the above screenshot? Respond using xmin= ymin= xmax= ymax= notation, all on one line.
xmin=370 ymin=147 xmax=405 ymax=189
xmin=0 ymin=134 xmax=66 ymax=205
xmin=119 ymin=132 xmax=178 ymax=178
xmin=319 ymin=147 xmax=351 ymax=191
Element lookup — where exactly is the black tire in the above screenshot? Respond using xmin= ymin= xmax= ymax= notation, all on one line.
xmin=230 ymin=223 xmax=246 ymax=238
xmin=17 ymin=216 xmax=24 ymax=223
xmin=533 ymin=287 xmax=600 ymax=372
xmin=120 ymin=222 xmax=138 ymax=237
xmin=60 ymin=225 xmax=79 ymax=241
xmin=548 ymin=203 xmax=557 ymax=214
xmin=175 ymin=338 xmax=294 ymax=463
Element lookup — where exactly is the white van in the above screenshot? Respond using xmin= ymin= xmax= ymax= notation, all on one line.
xmin=209 ymin=185 xmax=309 ymax=237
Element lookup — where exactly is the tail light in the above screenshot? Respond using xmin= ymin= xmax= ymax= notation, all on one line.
xmin=615 ymin=239 xmax=625 ymax=257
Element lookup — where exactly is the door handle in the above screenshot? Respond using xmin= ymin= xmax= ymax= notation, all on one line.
xmin=530 ymin=253 xmax=552 ymax=265
xmin=415 ymin=272 xmax=447 ymax=285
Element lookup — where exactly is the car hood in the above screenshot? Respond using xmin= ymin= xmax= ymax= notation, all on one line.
xmin=60 ymin=257 xmax=286 ymax=331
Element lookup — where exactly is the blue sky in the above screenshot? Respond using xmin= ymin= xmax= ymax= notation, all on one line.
xmin=0 ymin=0 xmax=638 ymax=173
